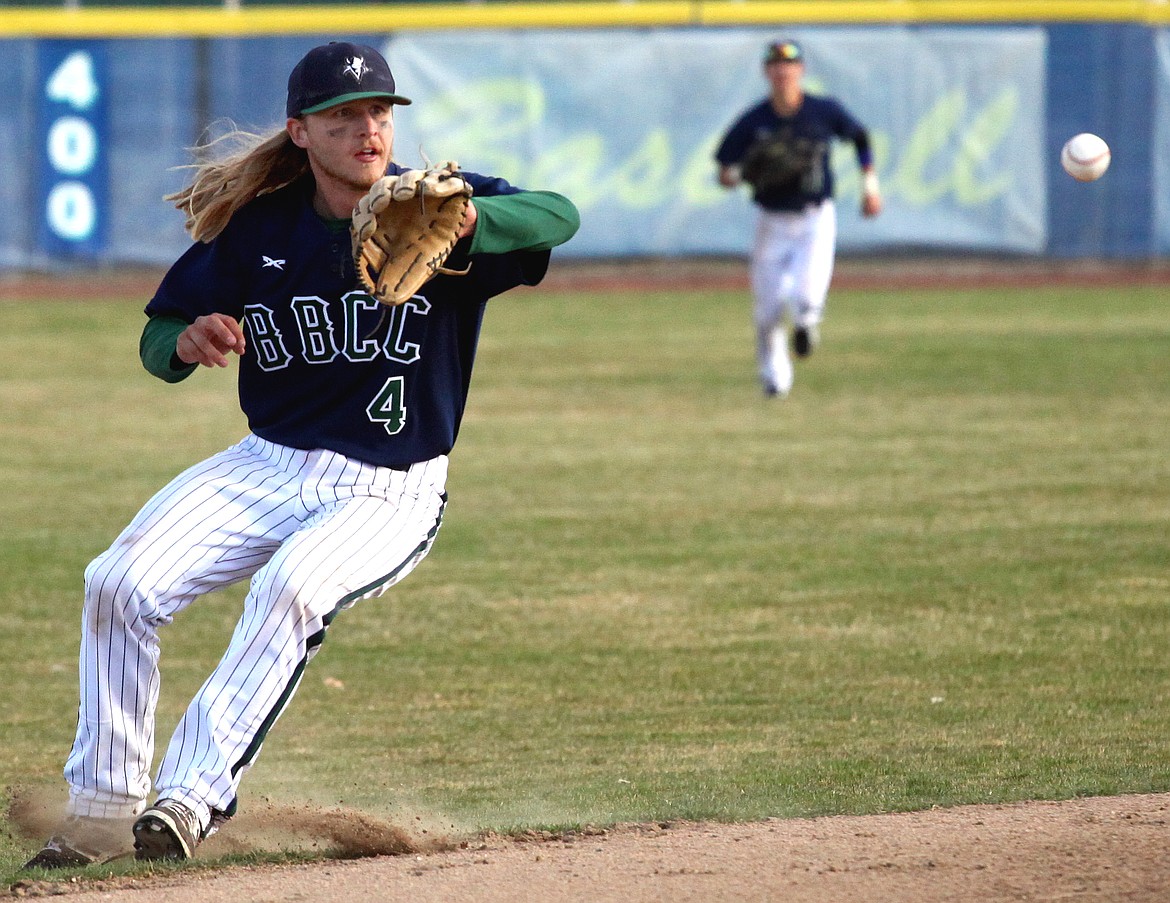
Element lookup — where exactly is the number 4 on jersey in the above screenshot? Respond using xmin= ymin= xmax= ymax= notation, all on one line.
xmin=367 ymin=376 xmax=406 ymax=434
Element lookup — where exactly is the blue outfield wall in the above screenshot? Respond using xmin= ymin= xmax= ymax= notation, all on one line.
xmin=1046 ymin=23 xmax=1157 ymax=258
xmin=1 ymin=23 xmax=1167 ymax=269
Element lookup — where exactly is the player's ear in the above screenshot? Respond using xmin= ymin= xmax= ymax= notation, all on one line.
xmin=287 ymin=117 xmax=309 ymax=149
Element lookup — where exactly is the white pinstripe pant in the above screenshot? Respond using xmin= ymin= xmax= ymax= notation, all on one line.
xmin=63 ymin=435 xmax=448 ymax=830
xmin=751 ymin=200 xmax=837 ymax=394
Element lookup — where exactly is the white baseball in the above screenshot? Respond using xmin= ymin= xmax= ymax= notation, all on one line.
xmin=1061 ymin=133 xmax=1110 ymax=182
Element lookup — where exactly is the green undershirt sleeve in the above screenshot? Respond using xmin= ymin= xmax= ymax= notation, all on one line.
xmin=467 ymin=191 xmax=580 ymax=256
xmin=140 ymin=315 xmax=198 ymax=383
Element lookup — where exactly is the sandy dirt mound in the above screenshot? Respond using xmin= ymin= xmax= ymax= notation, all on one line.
xmin=8 ymin=787 xmax=454 ymax=863
xmin=9 ymin=793 xmax=1170 ymax=902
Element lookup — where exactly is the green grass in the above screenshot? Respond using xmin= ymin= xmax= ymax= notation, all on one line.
xmin=2 ymin=279 xmax=1169 ymax=878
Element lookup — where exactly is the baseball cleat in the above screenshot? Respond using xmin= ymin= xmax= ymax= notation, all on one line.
xmin=21 ymin=816 xmax=132 ymax=870
xmin=793 ymin=324 xmax=819 ymax=358
xmin=133 ymin=800 xmax=203 ymax=861
xmin=22 ymin=838 xmax=98 ymax=870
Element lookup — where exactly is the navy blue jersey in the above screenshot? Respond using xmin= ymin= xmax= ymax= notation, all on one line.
xmin=715 ymin=94 xmax=869 ymax=212
xmin=145 ymin=167 xmax=549 ymax=468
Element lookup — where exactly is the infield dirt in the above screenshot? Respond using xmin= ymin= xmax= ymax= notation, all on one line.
xmin=9 ymin=792 xmax=1170 ymax=902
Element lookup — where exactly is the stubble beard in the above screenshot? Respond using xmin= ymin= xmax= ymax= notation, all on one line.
xmin=309 ymin=136 xmax=392 ymax=195
xmin=321 ymin=157 xmax=387 ymax=194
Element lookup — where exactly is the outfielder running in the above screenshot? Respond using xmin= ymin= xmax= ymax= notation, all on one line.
xmin=715 ymin=38 xmax=882 ymax=398
xmin=25 ymin=40 xmax=579 ymax=868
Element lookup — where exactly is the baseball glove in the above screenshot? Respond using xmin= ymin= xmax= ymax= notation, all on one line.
xmin=351 ymin=161 xmax=473 ymax=306
xmin=739 ymin=131 xmax=822 ymax=195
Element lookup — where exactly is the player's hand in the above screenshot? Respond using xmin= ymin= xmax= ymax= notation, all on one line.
xmin=861 ymin=192 xmax=883 ymax=218
xmin=176 ymin=313 xmax=246 ymax=368
xmin=718 ymin=165 xmax=742 ymax=188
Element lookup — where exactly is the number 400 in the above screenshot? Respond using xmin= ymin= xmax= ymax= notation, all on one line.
xmin=44 ymin=50 xmax=101 ymax=243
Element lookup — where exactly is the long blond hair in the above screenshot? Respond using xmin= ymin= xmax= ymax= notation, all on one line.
xmin=166 ymin=126 xmax=312 ymax=242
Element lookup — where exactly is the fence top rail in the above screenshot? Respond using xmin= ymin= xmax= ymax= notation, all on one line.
xmin=2 ymin=1 xmax=1168 ymax=38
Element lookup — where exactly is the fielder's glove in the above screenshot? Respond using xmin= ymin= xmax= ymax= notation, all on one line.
xmin=739 ymin=133 xmax=820 ymax=195
xmin=351 ymin=161 xmax=473 ymax=306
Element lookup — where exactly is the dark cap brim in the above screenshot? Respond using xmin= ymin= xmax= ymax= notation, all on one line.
xmin=299 ymin=90 xmax=412 ymax=115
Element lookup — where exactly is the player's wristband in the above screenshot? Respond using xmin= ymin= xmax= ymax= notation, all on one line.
xmin=862 ymin=170 xmax=881 ymax=197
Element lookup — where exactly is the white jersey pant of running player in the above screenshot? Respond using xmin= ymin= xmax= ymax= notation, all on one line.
xmin=751 ymin=200 xmax=837 ymax=395
xmin=62 ymin=434 xmax=448 ymax=832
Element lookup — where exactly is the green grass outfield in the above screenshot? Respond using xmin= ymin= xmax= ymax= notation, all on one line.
xmin=2 ymin=279 xmax=1168 ymax=876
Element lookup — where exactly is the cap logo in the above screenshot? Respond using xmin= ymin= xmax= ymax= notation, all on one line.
xmin=343 ymin=56 xmax=370 ymax=83
xmin=765 ymin=40 xmax=803 ymax=64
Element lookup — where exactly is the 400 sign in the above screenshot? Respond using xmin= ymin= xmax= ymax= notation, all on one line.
xmin=38 ymin=42 xmax=108 ymax=258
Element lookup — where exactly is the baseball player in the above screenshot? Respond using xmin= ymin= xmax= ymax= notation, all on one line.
xmin=715 ymin=38 xmax=882 ymax=398
xmin=24 ymin=40 xmax=579 ymax=869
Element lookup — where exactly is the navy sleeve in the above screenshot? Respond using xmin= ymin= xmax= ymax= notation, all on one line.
xmin=829 ymin=99 xmax=867 ymax=141
xmin=714 ymin=106 xmax=761 ymax=166
xmin=145 ymin=221 xmax=248 ymax=322
xmin=829 ymin=99 xmax=873 ymax=167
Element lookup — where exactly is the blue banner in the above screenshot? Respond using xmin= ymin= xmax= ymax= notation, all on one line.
xmin=36 ymin=41 xmax=109 ymax=259
xmin=385 ymin=27 xmax=1048 ymax=257
xmin=0 ymin=26 xmax=1165 ymax=269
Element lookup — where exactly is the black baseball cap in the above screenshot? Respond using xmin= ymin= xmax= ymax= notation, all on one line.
xmin=286 ymin=41 xmax=412 ymax=118
xmin=764 ymin=39 xmax=804 ymax=64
